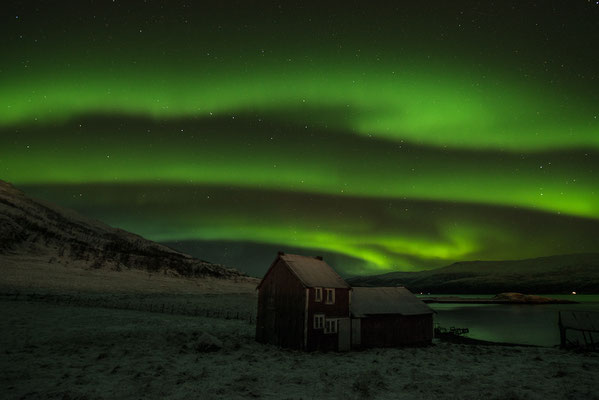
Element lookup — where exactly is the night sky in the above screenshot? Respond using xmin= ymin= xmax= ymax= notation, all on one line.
xmin=2 ymin=1 xmax=598 ymax=276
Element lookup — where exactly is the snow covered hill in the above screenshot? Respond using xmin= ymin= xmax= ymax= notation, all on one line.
xmin=0 ymin=180 xmax=244 ymax=280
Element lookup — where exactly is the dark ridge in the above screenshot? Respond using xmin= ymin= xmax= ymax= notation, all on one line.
xmin=347 ymin=253 xmax=599 ymax=294
xmin=0 ymin=180 xmax=244 ymax=279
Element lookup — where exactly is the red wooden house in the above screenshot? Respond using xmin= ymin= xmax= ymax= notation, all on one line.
xmin=256 ymin=252 xmax=434 ymax=351
xmin=255 ymin=252 xmax=351 ymax=351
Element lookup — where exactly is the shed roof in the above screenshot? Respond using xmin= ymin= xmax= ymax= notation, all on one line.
xmin=257 ymin=253 xmax=350 ymax=289
xmin=350 ymin=287 xmax=433 ymax=317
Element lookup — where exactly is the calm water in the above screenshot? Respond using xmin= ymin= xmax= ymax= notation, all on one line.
xmin=422 ymin=294 xmax=599 ymax=347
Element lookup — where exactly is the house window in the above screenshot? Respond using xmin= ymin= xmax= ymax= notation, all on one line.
xmin=314 ymin=314 xmax=325 ymax=329
xmin=315 ymin=287 xmax=322 ymax=302
xmin=325 ymin=288 xmax=335 ymax=304
xmin=324 ymin=318 xmax=338 ymax=334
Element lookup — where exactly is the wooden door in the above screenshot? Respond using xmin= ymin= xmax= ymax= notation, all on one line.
xmin=338 ymin=318 xmax=351 ymax=351
xmin=351 ymin=318 xmax=361 ymax=347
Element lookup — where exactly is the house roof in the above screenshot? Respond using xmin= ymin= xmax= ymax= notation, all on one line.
xmin=258 ymin=253 xmax=350 ymax=289
xmin=350 ymin=287 xmax=433 ymax=317
xmin=282 ymin=253 xmax=351 ymax=289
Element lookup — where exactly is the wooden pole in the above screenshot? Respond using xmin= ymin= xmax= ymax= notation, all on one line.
xmin=558 ymin=311 xmax=566 ymax=348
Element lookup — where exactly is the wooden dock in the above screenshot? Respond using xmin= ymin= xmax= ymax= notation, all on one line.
xmin=559 ymin=310 xmax=599 ymax=351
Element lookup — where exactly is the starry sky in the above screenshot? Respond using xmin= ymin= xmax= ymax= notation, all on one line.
xmin=2 ymin=1 xmax=598 ymax=276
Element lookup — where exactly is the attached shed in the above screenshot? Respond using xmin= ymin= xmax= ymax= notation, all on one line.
xmin=350 ymin=287 xmax=434 ymax=348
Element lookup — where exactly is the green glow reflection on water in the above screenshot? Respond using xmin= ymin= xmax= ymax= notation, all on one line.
xmin=427 ymin=294 xmax=599 ymax=346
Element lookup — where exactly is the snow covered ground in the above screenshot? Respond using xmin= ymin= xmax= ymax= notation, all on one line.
xmin=2 ymin=299 xmax=598 ymax=400
xmin=0 ymin=255 xmax=259 ymax=294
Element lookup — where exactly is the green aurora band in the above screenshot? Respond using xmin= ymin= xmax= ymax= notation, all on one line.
xmin=2 ymin=1 xmax=598 ymax=275
xmin=16 ymin=184 xmax=599 ymax=274
xmin=2 ymin=63 xmax=598 ymax=151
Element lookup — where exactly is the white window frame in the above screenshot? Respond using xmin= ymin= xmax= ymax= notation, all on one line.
xmin=313 ymin=313 xmax=325 ymax=329
xmin=314 ymin=287 xmax=322 ymax=302
xmin=325 ymin=288 xmax=335 ymax=305
xmin=324 ymin=318 xmax=338 ymax=334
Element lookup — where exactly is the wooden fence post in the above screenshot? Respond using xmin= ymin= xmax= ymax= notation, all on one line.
xmin=558 ymin=311 xmax=567 ymax=348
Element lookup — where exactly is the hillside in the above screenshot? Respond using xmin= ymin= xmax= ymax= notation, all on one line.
xmin=347 ymin=253 xmax=599 ymax=294
xmin=0 ymin=180 xmax=245 ymax=283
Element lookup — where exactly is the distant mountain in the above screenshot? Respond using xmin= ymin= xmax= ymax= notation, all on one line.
xmin=347 ymin=254 xmax=599 ymax=294
xmin=0 ymin=180 xmax=243 ymax=279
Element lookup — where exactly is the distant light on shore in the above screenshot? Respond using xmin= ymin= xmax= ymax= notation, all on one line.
xmin=571 ymin=291 xmax=577 ymax=295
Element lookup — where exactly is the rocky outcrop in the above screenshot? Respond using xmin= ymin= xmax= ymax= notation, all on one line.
xmin=492 ymin=292 xmax=576 ymax=304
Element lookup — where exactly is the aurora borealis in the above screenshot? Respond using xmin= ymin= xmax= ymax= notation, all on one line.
xmin=2 ymin=1 xmax=598 ymax=276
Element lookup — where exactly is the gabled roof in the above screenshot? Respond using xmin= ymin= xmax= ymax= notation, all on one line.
xmin=350 ymin=287 xmax=433 ymax=317
xmin=282 ymin=253 xmax=351 ymax=288
xmin=257 ymin=252 xmax=351 ymax=289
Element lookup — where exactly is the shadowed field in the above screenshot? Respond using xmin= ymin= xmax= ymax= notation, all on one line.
xmin=2 ymin=299 xmax=599 ymax=400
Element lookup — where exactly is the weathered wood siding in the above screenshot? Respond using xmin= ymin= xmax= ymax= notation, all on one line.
xmin=306 ymin=287 xmax=350 ymax=351
xmin=256 ymin=259 xmax=307 ymax=349
xmin=359 ymin=314 xmax=433 ymax=348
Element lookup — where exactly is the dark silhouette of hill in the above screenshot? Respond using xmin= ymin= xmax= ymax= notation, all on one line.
xmin=0 ymin=180 xmax=243 ymax=279
xmin=347 ymin=254 xmax=599 ymax=294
